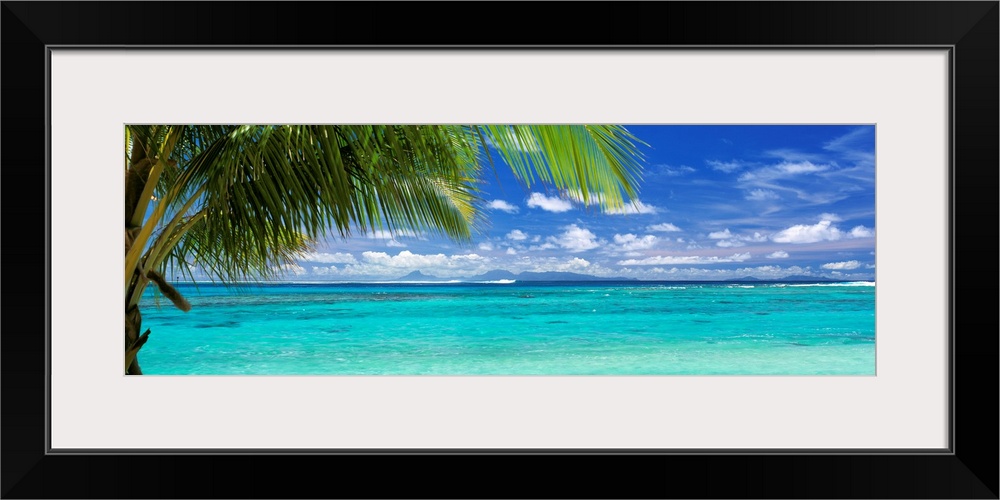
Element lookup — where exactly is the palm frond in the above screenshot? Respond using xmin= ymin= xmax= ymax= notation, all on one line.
xmin=132 ymin=125 xmax=485 ymax=295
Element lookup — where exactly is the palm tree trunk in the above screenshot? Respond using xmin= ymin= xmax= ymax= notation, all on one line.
xmin=125 ymin=136 xmax=149 ymax=375
xmin=125 ymin=305 xmax=143 ymax=374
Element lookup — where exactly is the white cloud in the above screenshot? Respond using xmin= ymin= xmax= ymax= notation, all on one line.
xmin=766 ymin=251 xmax=790 ymax=259
xmin=656 ymin=165 xmax=696 ymax=176
xmin=297 ymin=252 xmax=357 ymax=264
xmin=565 ymin=189 xmax=598 ymax=203
xmin=745 ymin=189 xmax=779 ymax=201
xmin=361 ymin=250 xmax=487 ymax=269
xmin=505 ymin=247 xmax=517 ymax=255
xmin=548 ymin=224 xmax=602 ymax=252
xmin=365 ymin=229 xmax=394 ymax=239
xmin=478 ymin=242 xmax=494 ymax=251
xmin=850 ymin=225 xmax=874 ymax=238
xmin=274 ymin=263 xmax=308 ymax=276
xmin=506 ymin=229 xmax=528 ymax=241
xmin=771 ymin=220 xmax=843 ymax=244
xmin=612 ymin=233 xmax=658 ymax=251
xmin=823 ymin=127 xmax=871 ymax=152
xmin=777 ymin=161 xmax=828 ymax=174
xmin=618 ymin=252 xmax=751 ymax=265
xmin=738 ymin=161 xmax=830 ymax=183
xmin=487 ymin=199 xmax=519 ymax=213
xmin=709 ymin=228 xmax=767 ymax=247
xmin=505 ymin=255 xmax=593 ymax=273
xmin=733 ymin=155 xmax=860 ymax=205
xmin=707 ymin=159 xmax=745 ymax=173
xmin=818 ymin=212 xmax=843 ymax=222
xmin=526 ymin=192 xmax=573 ymax=212
xmin=311 ymin=266 xmax=339 ymax=276
xmin=365 ymin=229 xmax=420 ymax=239
xmin=530 ymin=256 xmax=591 ymax=271
xmin=625 ymin=264 xmax=819 ymax=280
xmin=528 ymin=242 xmax=558 ymax=251
xmin=385 ymin=240 xmax=406 ymax=248
xmin=708 ymin=229 xmax=733 ymax=239
xmin=716 ymin=240 xmax=745 ymax=248
xmin=647 ymin=222 xmax=682 ymax=232
xmin=821 ymin=128 xmax=876 ymax=167
xmin=604 ymin=200 xmax=660 ymax=215
xmin=764 ymin=149 xmax=826 ymax=163
xmin=821 ymin=260 xmax=861 ymax=270
xmin=562 ymin=190 xmax=659 ymax=215
xmin=308 ymin=251 xmax=497 ymax=279
xmin=771 ymin=218 xmax=873 ymax=244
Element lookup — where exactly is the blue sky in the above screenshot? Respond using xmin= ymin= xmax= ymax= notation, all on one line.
xmin=283 ymin=125 xmax=876 ymax=281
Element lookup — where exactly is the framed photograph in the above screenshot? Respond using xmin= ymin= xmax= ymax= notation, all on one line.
xmin=4 ymin=2 xmax=996 ymax=498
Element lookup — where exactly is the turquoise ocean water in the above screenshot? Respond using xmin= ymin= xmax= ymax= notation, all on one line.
xmin=137 ymin=281 xmax=875 ymax=375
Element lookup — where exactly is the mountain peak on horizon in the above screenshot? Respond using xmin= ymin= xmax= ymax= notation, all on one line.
xmin=396 ymin=270 xmax=442 ymax=281
xmin=472 ymin=270 xmax=634 ymax=281
xmin=471 ymin=269 xmax=519 ymax=280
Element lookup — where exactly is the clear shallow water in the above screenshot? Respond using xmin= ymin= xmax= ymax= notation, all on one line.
xmin=137 ymin=281 xmax=875 ymax=375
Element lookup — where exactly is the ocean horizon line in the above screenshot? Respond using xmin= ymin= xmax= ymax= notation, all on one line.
xmin=165 ymin=278 xmax=875 ymax=286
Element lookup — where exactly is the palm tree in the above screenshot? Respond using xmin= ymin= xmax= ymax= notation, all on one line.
xmin=125 ymin=125 xmax=647 ymax=374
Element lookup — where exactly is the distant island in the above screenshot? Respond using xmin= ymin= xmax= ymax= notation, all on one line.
xmin=393 ymin=270 xmax=847 ymax=283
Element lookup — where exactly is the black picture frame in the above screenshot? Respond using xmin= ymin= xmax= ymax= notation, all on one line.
xmin=3 ymin=2 xmax=996 ymax=498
